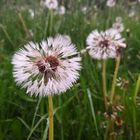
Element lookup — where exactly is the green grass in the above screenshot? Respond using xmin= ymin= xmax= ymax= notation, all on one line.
xmin=0 ymin=0 xmax=140 ymax=140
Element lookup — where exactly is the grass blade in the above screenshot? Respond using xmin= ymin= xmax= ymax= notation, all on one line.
xmin=87 ymin=88 xmax=99 ymax=136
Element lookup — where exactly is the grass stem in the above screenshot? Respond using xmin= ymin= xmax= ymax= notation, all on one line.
xmin=133 ymin=74 xmax=140 ymax=104
xmin=104 ymin=121 xmax=113 ymax=140
xmin=18 ymin=12 xmax=31 ymax=38
xmin=0 ymin=24 xmax=14 ymax=47
xmin=132 ymin=74 xmax=140 ymax=140
xmin=31 ymin=97 xmax=42 ymax=129
xmin=49 ymin=10 xmax=53 ymax=35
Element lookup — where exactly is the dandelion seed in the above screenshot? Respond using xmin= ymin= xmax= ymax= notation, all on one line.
xmin=29 ymin=29 xmax=34 ymax=37
xmin=112 ymin=17 xmax=124 ymax=32
xmin=128 ymin=7 xmax=136 ymax=17
xmin=112 ymin=22 xmax=124 ymax=33
xmin=28 ymin=9 xmax=35 ymax=18
xmin=106 ymin=0 xmax=116 ymax=7
xmin=81 ymin=6 xmax=87 ymax=14
xmin=12 ymin=35 xmax=81 ymax=96
xmin=40 ymin=0 xmax=58 ymax=10
xmin=86 ymin=29 xmax=126 ymax=59
xmin=57 ymin=6 xmax=66 ymax=15
xmin=115 ymin=17 xmax=122 ymax=23
xmin=116 ymin=77 xmax=129 ymax=90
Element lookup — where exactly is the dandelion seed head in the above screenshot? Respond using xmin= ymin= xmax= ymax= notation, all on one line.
xmin=57 ymin=6 xmax=66 ymax=15
xmin=81 ymin=6 xmax=87 ymax=14
xmin=12 ymin=35 xmax=81 ymax=96
xmin=86 ymin=29 xmax=126 ymax=59
xmin=29 ymin=29 xmax=34 ymax=37
xmin=28 ymin=9 xmax=35 ymax=18
xmin=40 ymin=0 xmax=58 ymax=10
xmin=106 ymin=0 xmax=116 ymax=7
xmin=112 ymin=22 xmax=124 ymax=32
xmin=128 ymin=7 xmax=136 ymax=17
xmin=115 ymin=17 xmax=122 ymax=23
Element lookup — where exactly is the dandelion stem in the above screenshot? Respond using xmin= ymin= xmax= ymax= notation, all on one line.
xmin=110 ymin=55 xmax=121 ymax=103
xmin=47 ymin=8 xmax=54 ymax=140
xmin=105 ymin=56 xmax=121 ymax=140
xmin=48 ymin=96 xmax=54 ymax=140
xmin=102 ymin=60 xmax=108 ymax=110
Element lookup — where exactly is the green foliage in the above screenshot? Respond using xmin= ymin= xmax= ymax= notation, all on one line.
xmin=0 ymin=0 xmax=140 ymax=140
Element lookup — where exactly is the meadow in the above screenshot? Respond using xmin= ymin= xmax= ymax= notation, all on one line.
xmin=0 ymin=0 xmax=140 ymax=140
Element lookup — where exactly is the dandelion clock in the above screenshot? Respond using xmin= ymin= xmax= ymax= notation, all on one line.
xmin=12 ymin=34 xmax=81 ymax=140
xmin=12 ymin=35 xmax=81 ymax=96
xmin=86 ymin=28 xmax=126 ymax=111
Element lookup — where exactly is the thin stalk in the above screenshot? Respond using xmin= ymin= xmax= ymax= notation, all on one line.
xmin=48 ymin=96 xmax=54 ymax=140
xmin=27 ymin=113 xmax=48 ymax=140
xmin=31 ymin=97 xmax=42 ymax=128
xmin=102 ymin=60 xmax=108 ymax=110
xmin=106 ymin=6 xmax=112 ymax=29
xmin=58 ymin=97 xmax=64 ymax=140
xmin=87 ymin=89 xmax=99 ymax=136
xmin=132 ymin=105 xmax=137 ymax=140
xmin=122 ymin=89 xmax=126 ymax=105
xmin=42 ymin=119 xmax=49 ymax=140
xmin=104 ymin=121 xmax=111 ymax=140
xmin=110 ymin=55 xmax=121 ymax=103
xmin=0 ymin=25 xmax=14 ymax=47
xmin=104 ymin=121 xmax=114 ymax=140
xmin=133 ymin=74 xmax=140 ymax=104
xmin=18 ymin=12 xmax=31 ymax=37
xmin=49 ymin=10 xmax=53 ymax=35
xmin=41 ymin=99 xmax=45 ymax=138
xmin=44 ymin=12 xmax=49 ymax=38
xmin=132 ymin=74 xmax=140 ymax=140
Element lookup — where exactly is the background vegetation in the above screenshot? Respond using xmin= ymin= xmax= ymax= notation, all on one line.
xmin=0 ymin=0 xmax=140 ymax=139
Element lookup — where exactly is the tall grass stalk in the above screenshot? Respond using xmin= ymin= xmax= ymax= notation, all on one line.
xmin=132 ymin=74 xmax=140 ymax=140
xmin=42 ymin=119 xmax=49 ymax=140
xmin=102 ymin=60 xmax=107 ymax=110
xmin=27 ymin=113 xmax=48 ymax=140
xmin=49 ymin=10 xmax=53 ymax=35
xmin=31 ymin=97 xmax=42 ymax=128
xmin=17 ymin=12 xmax=31 ymax=37
xmin=0 ymin=24 xmax=14 ymax=47
xmin=133 ymin=74 xmax=140 ymax=104
xmin=48 ymin=96 xmax=54 ymax=140
xmin=44 ymin=13 xmax=49 ymax=38
xmin=87 ymin=89 xmax=99 ymax=136
xmin=104 ymin=121 xmax=113 ymax=140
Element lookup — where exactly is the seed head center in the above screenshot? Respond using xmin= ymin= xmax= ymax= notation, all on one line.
xmin=45 ymin=56 xmax=59 ymax=71
xmin=100 ymin=40 xmax=109 ymax=47
xmin=36 ymin=55 xmax=59 ymax=73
